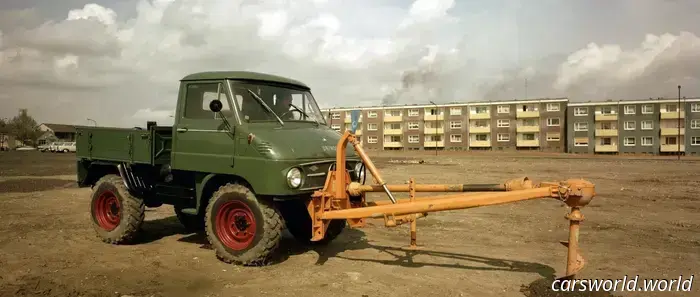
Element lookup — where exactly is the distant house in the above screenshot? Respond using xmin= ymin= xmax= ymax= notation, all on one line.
xmin=37 ymin=123 xmax=77 ymax=145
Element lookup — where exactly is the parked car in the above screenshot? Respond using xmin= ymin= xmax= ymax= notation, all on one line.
xmin=37 ymin=144 xmax=51 ymax=152
xmin=56 ymin=142 xmax=76 ymax=153
xmin=15 ymin=146 xmax=37 ymax=151
xmin=49 ymin=142 xmax=62 ymax=152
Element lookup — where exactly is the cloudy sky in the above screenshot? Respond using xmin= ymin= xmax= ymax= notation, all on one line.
xmin=0 ymin=0 xmax=699 ymax=127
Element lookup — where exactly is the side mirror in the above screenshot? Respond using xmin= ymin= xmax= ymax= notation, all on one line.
xmin=209 ymin=100 xmax=223 ymax=113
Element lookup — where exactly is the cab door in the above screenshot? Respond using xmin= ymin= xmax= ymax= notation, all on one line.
xmin=171 ymin=80 xmax=239 ymax=173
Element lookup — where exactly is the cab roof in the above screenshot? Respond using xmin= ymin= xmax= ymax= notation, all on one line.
xmin=180 ymin=71 xmax=309 ymax=89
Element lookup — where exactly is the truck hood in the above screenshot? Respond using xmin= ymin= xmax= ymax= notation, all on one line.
xmin=245 ymin=125 xmax=359 ymax=160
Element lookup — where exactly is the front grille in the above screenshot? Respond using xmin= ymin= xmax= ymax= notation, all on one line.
xmin=299 ymin=160 xmax=359 ymax=190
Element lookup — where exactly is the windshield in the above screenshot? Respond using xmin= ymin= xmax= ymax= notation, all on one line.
xmin=227 ymin=80 xmax=326 ymax=125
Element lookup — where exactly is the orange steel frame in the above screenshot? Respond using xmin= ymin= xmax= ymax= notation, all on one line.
xmin=309 ymin=130 xmax=596 ymax=279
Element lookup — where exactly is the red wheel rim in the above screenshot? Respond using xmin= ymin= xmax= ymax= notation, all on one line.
xmin=215 ymin=201 xmax=257 ymax=251
xmin=94 ymin=190 xmax=121 ymax=231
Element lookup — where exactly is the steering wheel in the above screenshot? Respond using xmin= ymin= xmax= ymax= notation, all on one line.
xmin=278 ymin=108 xmax=302 ymax=120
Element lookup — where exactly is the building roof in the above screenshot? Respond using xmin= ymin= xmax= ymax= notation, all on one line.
xmin=180 ymin=71 xmax=309 ymax=89
xmin=568 ymin=97 xmax=700 ymax=106
xmin=325 ymin=97 xmax=569 ymax=111
xmin=42 ymin=123 xmax=76 ymax=133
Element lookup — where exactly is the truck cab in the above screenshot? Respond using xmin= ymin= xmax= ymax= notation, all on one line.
xmin=76 ymin=71 xmax=365 ymax=265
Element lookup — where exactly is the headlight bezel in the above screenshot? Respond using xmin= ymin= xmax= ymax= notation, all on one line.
xmin=286 ymin=167 xmax=303 ymax=188
xmin=353 ymin=162 xmax=366 ymax=182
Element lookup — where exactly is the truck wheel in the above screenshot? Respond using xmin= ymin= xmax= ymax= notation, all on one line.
xmin=204 ymin=183 xmax=283 ymax=266
xmin=174 ymin=205 xmax=205 ymax=232
xmin=90 ymin=174 xmax=145 ymax=244
xmin=278 ymin=199 xmax=346 ymax=245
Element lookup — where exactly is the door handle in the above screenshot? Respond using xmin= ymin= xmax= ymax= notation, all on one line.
xmin=176 ymin=127 xmax=188 ymax=133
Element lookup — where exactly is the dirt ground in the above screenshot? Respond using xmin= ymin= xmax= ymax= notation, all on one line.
xmin=0 ymin=150 xmax=698 ymax=297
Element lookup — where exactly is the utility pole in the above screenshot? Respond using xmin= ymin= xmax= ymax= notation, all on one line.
xmin=430 ymin=101 xmax=438 ymax=156
xmin=678 ymin=85 xmax=681 ymax=160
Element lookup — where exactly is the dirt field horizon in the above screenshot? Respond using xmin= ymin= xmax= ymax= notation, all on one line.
xmin=0 ymin=150 xmax=698 ymax=297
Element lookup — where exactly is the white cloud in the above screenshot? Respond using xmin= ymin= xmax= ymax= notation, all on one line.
xmin=0 ymin=0 xmax=698 ymax=127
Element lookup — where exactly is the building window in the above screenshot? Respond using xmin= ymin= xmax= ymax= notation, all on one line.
xmin=367 ymin=136 xmax=378 ymax=143
xmin=691 ymin=119 xmax=700 ymax=129
xmin=471 ymin=106 xmax=489 ymax=114
xmin=385 ymin=123 xmax=401 ymax=130
xmin=574 ymin=122 xmax=588 ymax=131
xmin=385 ymin=110 xmax=401 ymax=117
xmin=450 ymin=107 xmax=462 ymax=115
xmin=574 ymin=107 xmax=588 ymax=116
xmin=367 ymin=123 xmax=378 ymax=131
xmin=665 ymin=104 xmax=678 ymax=112
xmin=547 ymin=118 xmax=560 ymax=126
xmin=450 ymin=134 xmax=462 ymax=142
xmin=624 ymin=121 xmax=635 ymax=130
xmin=599 ymin=106 xmax=615 ymax=114
xmin=450 ymin=121 xmax=462 ymax=129
xmin=600 ymin=137 xmax=612 ymax=145
xmin=475 ymin=134 xmax=488 ymax=141
xmin=522 ymin=133 xmax=536 ymax=141
xmin=497 ymin=119 xmax=510 ymax=127
xmin=642 ymin=105 xmax=653 ymax=114
xmin=665 ymin=136 xmax=677 ymax=145
xmin=497 ymin=105 xmax=510 ymax=113
xmin=331 ymin=124 xmax=340 ymax=131
xmin=692 ymin=103 xmax=700 ymax=113
xmin=641 ymin=136 xmax=653 ymax=146
xmin=497 ymin=133 xmax=509 ymax=142
xmin=387 ymin=135 xmax=401 ymax=143
xmin=408 ymin=122 xmax=419 ymax=130
xmin=574 ymin=138 xmax=589 ymax=146
xmin=408 ymin=135 xmax=420 ymax=143
xmin=641 ymin=120 xmax=653 ymax=130
xmin=367 ymin=111 xmax=378 ymax=118
xmin=691 ymin=136 xmax=700 ymax=146
xmin=331 ymin=113 xmax=340 ymax=119
xmin=624 ymin=105 xmax=635 ymax=114
xmin=427 ymin=108 xmax=442 ymax=115
xmin=408 ymin=109 xmax=419 ymax=116
xmin=624 ymin=137 xmax=636 ymax=146
xmin=546 ymin=103 xmax=560 ymax=112
xmin=546 ymin=133 xmax=560 ymax=141
xmin=425 ymin=135 xmax=442 ymax=142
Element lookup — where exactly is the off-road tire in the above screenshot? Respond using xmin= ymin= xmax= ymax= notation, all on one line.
xmin=278 ymin=199 xmax=346 ymax=245
xmin=90 ymin=174 xmax=145 ymax=244
xmin=174 ymin=205 xmax=205 ymax=232
xmin=204 ymin=183 xmax=283 ymax=266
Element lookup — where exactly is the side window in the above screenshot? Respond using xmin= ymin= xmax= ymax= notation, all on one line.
xmin=184 ymin=82 xmax=232 ymax=119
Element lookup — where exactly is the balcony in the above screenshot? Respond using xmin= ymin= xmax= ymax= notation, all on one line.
xmin=423 ymin=127 xmax=444 ymax=134
xmin=384 ymin=115 xmax=403 ymax=122
xmin=661 ymin=144 xmax=685 ymax=152
xmin=660 ymin=112 xmax=684 ymax=119
xmin=516 ymin=111 xmax=540 ymax=118
xmin=595 ymin=114 xmax=618 ymax=121
xmin=595 ymin=145 xmax=618 ymax=152
xmin=384 ymin=142 xmax=403 ymax=148
xmin=424 ymin=114 xmax=444 ymax=121
xmin=383 ymin=129 xmax=402 ymax=135
xmin=470 ymin=113 xmax=490 ymax=120
xmin=469 ymin=140 xmax=490 ymax=147
xmin=423 ymin=141 xmax=444 ymax=147
xmin=595 ymin=129 xmax=618 ymax=136
xmin=468 ymin=126 xmax=490 ymax=133
xmin=660 ymin=128 xmax=685 ymax=136
xmin=516 ymin=126 xmax=540 ymax=133
xmin=516 ymin=139 xmax=539 ymax=147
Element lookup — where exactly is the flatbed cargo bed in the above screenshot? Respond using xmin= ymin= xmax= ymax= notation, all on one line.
xmin=75 ymin=125 xmax=172 ymax=165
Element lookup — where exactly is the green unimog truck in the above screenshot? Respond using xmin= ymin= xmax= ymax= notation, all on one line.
xmin=75 ymin=71 xmax=366 ymax=265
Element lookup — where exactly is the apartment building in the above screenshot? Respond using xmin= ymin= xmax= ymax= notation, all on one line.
xmin=324 ymin=98 xmax=568 ymax=152
xmin=566 ymin=98 xmax=700 ymax=155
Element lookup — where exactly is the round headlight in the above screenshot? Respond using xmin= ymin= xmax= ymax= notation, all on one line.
xmin=354 ymin=162 xmax=365 ymax=181
xmin=286 ymin=167 xmax=302 ymax=188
